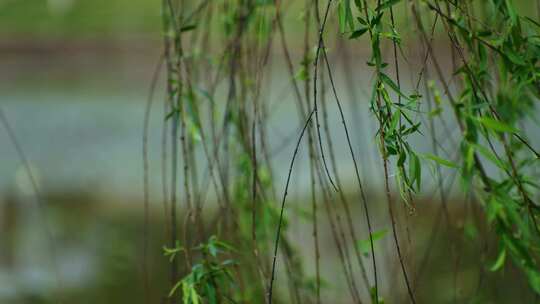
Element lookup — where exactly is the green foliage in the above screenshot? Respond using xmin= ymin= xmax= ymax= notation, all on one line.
xmin=155 ymin=0 xmax=540 ymax=302
xmin=167 ymin=236 xmax=238 ymax=304
xmin=357 ymin=229 xmax=388 ymax=257
xmin=349 ymin=0 xmax=540 ymax=298
xmin=438 ymin=0 xmax=540 ymax=294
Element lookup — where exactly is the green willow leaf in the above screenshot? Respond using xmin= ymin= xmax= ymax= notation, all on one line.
xmin=412 ymin=152 xmax=421 ymax=191
xmin=180 ymin=24 xmax=197 ymax=32
xmin=490 ymin=248 xmax=506 ymax=272
xmin=338 ymin=2 xmax=346 ymax=33
xmin=505 ymin=0 xmax=517 ymax=25
xmin=376 ymin=0 xmax=401 ymax=11
xmin=338 ymin=0 xmax=354 ymax=33
xmin=477 ymin=117 xmax=518 ymax=133
xmin=349 ymin=27 xmax=368 ymax=39
xmin=379 ymin=73 xmax=410 ymax=100
xmin=421 ymin=153 xmax=459 ymax=168
xmin=357 ymin=229 xmax=388 ymax=256
xmin=472 ymin=144 xmax=507 ymax=170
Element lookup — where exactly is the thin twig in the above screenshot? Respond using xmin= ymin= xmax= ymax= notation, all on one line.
xmin=267 ymin=109 xmax=315 ymax=304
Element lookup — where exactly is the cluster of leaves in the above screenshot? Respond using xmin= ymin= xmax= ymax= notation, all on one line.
xmin=341 ymin=0 xmax=540 ymax=297
xmin=165 ymin=236 xmax=238 ymax=304
xmin=445 ymin=0 xmax=540 ymax=293
xmin=340 ymin=0 xmax=423 ymax=203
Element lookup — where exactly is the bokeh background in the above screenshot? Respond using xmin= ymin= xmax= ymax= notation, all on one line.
xmin=1 ymin=1 xmax=539 ymax=303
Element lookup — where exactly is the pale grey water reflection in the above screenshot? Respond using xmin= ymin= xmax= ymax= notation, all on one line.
xmin=0 ymin=61 xmax=389 ymax=202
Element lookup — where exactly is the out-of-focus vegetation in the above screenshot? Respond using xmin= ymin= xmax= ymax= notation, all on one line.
xmin=0 ymin=0 xmax=161 ymax=37
xmin=0 ymin=0 xmax=536 ymax=38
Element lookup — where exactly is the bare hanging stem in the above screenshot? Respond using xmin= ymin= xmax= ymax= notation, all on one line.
xmin=267 ymin=109 xmax=315 ymax=304
xmin=321 ymin=45 xmax=379 ymax=302
xmin=313 ymin=0 xmax=338 ymax=192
